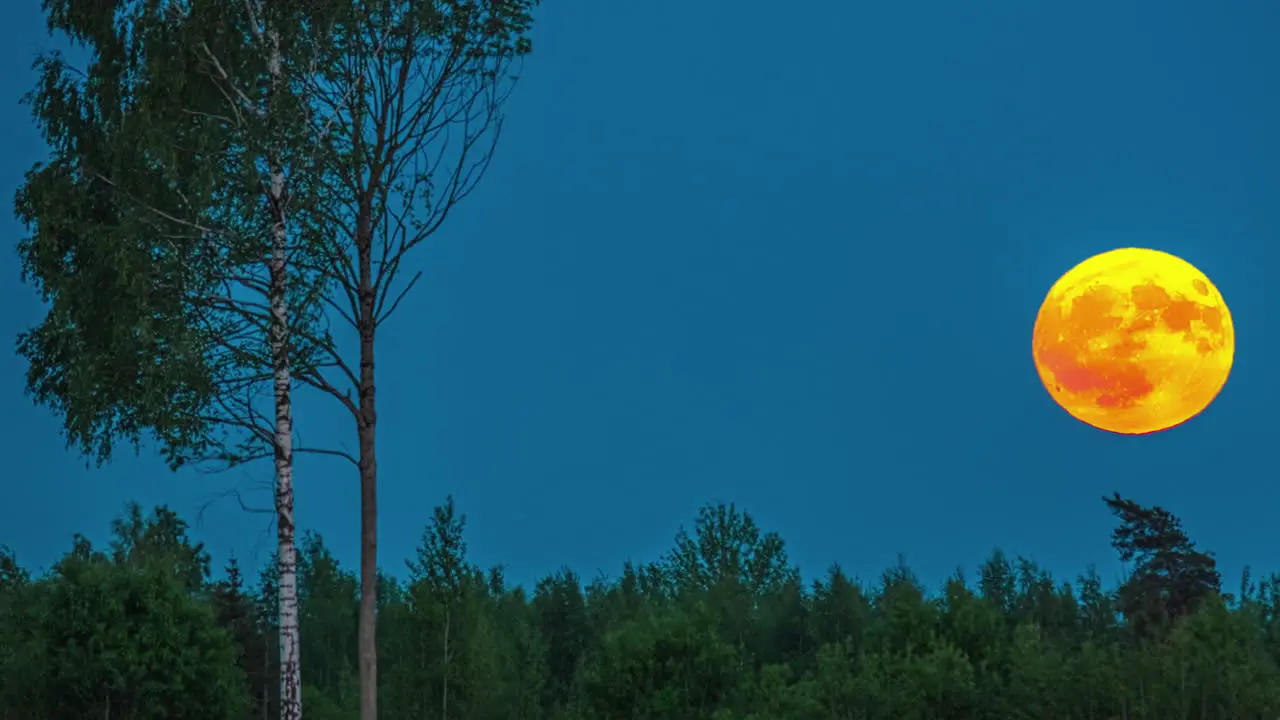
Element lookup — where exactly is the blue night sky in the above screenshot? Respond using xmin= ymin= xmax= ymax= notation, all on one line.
xmin=2 ymin=1 xmax=1279 ymax=595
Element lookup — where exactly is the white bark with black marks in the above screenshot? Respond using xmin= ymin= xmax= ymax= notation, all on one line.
xmin=261 ymin=15 xmax=302 ymax=720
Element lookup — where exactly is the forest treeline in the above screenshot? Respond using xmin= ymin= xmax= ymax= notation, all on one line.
xmin=1 ymin=494 xmax=1278 ymax=720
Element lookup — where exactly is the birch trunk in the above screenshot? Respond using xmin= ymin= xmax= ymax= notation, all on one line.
xmin=271 ymin=183 xmax=301 ymax=720
xmin=263 ymin=21 xmax=302 ymax=720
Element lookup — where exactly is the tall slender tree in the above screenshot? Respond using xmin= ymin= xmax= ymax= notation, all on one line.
xmin=212 ymin=555 xmax=273 ymax=720
xmin=271 ymin=5 xmax=537 ymax=716
xmin=15 ymin=1 xmax=344 ymax=716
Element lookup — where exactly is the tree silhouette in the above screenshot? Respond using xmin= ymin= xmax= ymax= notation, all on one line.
xmin=4 ymin=497 xmax=1280 ymax=717
xmin=1103 ymin=492 xmax=1221 ymax=639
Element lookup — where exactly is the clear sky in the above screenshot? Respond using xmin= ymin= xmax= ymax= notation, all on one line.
xmin=2 ymin=0 xmax=1279 ymax=594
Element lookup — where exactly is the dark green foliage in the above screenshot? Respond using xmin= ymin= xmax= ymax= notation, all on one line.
xmin=297 ymin=532 xmax=361 ymax=711
xmin=16 ymin=0 xmax=340 ymax=471
xmin=2 ymin=529 xmax=247 ymax=718
xmin=211 ymin=555 xmax=273 ymax=719
xmin=19 ymin=0 xmax=244 ymax=468
xmin=1104 ymin=492 xmax=1222 ymax=638
xmin=576 ymin=600 xmax=741 ymax=719
xmin=2 ymin=494 xmax=1278 ymax=719
xmin=533 ymin=568 xmax=590 ymax=710
xmin=110 ymin=501 xmax=212 ymax=591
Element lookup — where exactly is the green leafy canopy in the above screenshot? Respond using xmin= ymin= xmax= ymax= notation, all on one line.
xmin=16 ymin=0 xmax=335 ymax=469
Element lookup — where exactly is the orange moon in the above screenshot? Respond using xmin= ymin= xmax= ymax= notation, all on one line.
xmin=1032 ymin=248 xmax=1233 ymax=434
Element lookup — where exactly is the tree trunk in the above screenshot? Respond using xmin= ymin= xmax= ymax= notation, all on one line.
xmin=357 ymin=203 xmax=379 ymax=720
xmin=441 ymin=604 xmax=450 ymax=720
xmin=263 ymin=637 xmax=270 ymax=720
xmin=272 ymin=200 xmax=301 ymax=720
xmin=264 ymin=22 xmax=302 ymax=720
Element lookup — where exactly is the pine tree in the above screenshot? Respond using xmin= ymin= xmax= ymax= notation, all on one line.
xmin=1104 ymin=492 xmax=1221 ymax=638
xmin=213 ymin=556 xmax=271 ymax=720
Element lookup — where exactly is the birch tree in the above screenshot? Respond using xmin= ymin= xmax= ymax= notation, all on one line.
xmin=16 ymin=1 xmax=341 ymax=716
xmin=19 ymin=2 xmax=539 ymax=717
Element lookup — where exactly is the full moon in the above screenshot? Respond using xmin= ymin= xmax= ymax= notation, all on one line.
xmin=1032 ymin=248 xmax=1234 ymax=434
